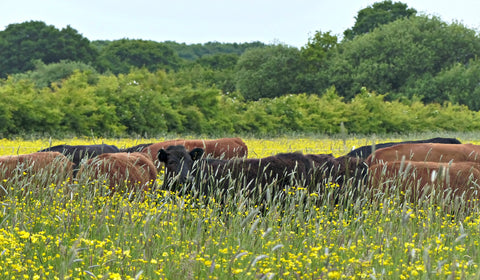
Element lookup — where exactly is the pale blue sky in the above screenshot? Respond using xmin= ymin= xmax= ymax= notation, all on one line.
xmin=1 ymin=0 xmax=478 ymax=48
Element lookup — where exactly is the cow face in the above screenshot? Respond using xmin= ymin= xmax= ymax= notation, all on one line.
xmin=157 ymin=145 xmax=204 ymax=187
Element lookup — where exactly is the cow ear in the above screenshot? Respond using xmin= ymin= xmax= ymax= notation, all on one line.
xmin=158 ymin=149 xmax=168 ymax=163
xmin=190 ymin=148 xmax=204 ymax=161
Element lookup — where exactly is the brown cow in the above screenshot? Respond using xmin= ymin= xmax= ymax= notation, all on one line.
xmin=144 ymin=137 xmax=247 ymax=159
xmin=347 ymin=137 xmax=461 ymax=159
xmin=366 ymin=143 xmax=480 ymax=166
xmin=138 ymin=137 xmax=248 ymax=167
xmin=77 ymin=152 xmax=157 ymax=196
xmin=0 ymin=152 xmax=74 ymax=196
xmin=0 ymin=152 xmax=74 ymax=180
xmin=368 ymin=160 xmax=480 ymax=200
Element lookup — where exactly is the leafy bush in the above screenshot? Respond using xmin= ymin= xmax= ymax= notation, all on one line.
xmin=2 ymin=67 xmax=480 ymax=138
xmin=12 ymin=60 xmax=98 ymax=88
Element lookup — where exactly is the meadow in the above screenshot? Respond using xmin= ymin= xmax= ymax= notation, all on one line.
xmin=1 ymin=135 xmax=480 ymax=279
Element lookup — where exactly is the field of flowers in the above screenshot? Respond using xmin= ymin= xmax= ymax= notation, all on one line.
xmin=1 ymin=135 xmax=480 ymax=279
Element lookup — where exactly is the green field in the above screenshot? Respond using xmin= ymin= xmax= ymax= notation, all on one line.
xmin=0 ymin=136 xmax=479 ymax=279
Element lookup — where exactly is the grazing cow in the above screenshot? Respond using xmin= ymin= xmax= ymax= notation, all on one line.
xmin=366 ymin=143 xmax=480 ymax=166
xmin=77 ymin=152 xmax=157 ymax=196
xmin=141 ymin=137 xmax=248 ymax=163
xmin=38 ymin=144 xmax=120 ymax=167
xmin=347 ymin=137 xmax=462 ymax=159
xmin=368 ymin=160 xmax=480 ymax=200
xmin=158 ymin=145 xmax=312 ymax=203
xmin=0 ymin=152 xmax=74 ymax=191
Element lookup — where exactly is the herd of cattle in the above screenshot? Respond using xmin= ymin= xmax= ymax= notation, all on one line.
xmin=1 ymin=136 xmax=480 ymax=202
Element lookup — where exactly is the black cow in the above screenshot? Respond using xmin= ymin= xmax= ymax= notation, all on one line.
xmin=158 ymin=146 xmax=371 ymax=206
xmin=306 ymin=154 xmax=367 ymax=187
xmin=346 ymin=137 xmax=462 ymax=159
xmin=38 ymin=144 xmax=120 ymax=167
xmin=305 ymin=153 xmax=337 ymax=185
xmin=303 ymin=154 xmax=368 ymax=206
xmin=157 ymin=145 xmax=313 ymax=204
xmin=119 ymin=143 xmax=154 ymax=153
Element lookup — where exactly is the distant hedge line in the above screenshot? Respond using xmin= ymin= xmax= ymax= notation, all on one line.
xmin=1 ymin=69 xmax=480 ymax=138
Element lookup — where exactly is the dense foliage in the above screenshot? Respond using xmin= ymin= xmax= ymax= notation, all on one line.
xmin=343 ymin=0 xmax=417 ymax=40
xmin=1 ymin=68 xmax=480 ymax=137
xmin=0 ymin=21 xmax=98 ymax=77
xmin=321 ymin=16 xmax=480 ymax=104
xmin=1 ymin=1 xmax=480 ymax=137
xmin=96 ymin=39 xmax=182 ymax=74
xmin=234 ymin=45 xmax=307 ymax=100
xmin=163 ymin=40 xmax=266 ymax=60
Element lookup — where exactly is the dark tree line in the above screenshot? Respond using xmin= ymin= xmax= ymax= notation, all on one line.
xmin=0 ymin=21 xmax=97 ymax=76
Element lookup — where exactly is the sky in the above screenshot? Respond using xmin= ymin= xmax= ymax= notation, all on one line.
xmin=1 ymin=0 xmax=479 ymax=48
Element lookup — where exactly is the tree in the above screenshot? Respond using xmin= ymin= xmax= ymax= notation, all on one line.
xmin=301 ymin=31 xmax=338 ymax=70
xmin=12 ymin=60 xmax=98 ymax=88
xmin=171 ymin=53 xmax=239 ymax=94
xmin=409 ymin=59 xmax=480 ymax=110
xmin=343 ymin=0 xmax=417 ymax=40
xmin=97 ymin=39 xmax=182 ymax=74
xmin=0 ymin=21 xmax=98 ymax=77
xmin=163 ymin=41 xmax=266 ymax=60
xmin=300 ymin=31 xmax=339 ymax=94
xmin=234 ymin=45 xmax=306 ymax=100
xmin=322 ymin=16 xmax=480 ymax=101
xmin=194 ymin=53 xmax=239 ymax=70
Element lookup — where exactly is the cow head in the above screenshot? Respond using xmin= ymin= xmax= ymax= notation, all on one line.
xmin=157 ymin=145 xmax=204 ymax=187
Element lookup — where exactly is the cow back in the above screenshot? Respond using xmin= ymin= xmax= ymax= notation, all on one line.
xmin=368 ymin=160 xmax=480 ymax=200
xmin=38 ymin=144 xmax=120 ymax=166
xmin=0 ymin=151 xmax=74 ymax=182
xmin=78 ymin=152 xmax=157 ymax=195
xmin=348 ymin=137 xmax=462 ymax=159
xmin=119 ymin=143 xmax=154 ymax=153
xmin=143 ymin=137 xmax=248 ymax=162
xmin=366 ymin=143 xmax=480 ymax=166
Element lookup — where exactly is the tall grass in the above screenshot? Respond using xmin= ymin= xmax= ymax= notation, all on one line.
xmin=0 ymin=136 xmax=480 ymax=279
